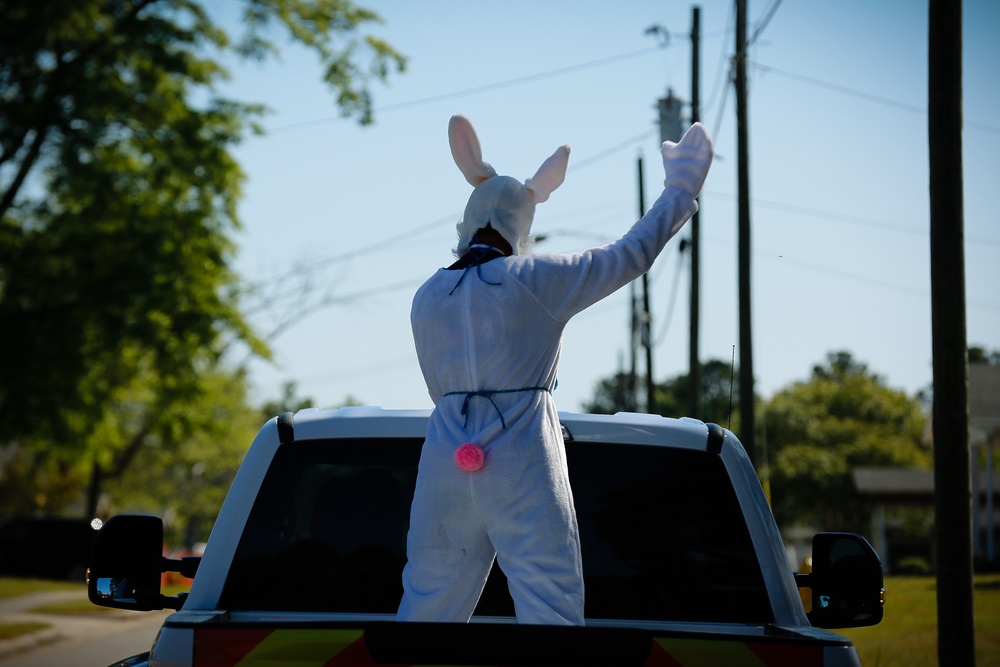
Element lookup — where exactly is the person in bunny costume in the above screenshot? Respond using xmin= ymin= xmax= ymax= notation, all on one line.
xmin=398 ymin=115 xmax=714 ymax=625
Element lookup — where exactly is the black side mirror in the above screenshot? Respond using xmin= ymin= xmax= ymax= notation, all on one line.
xmin=88 ymin=515 xmax=165 ymax=611
xmin=797 ymin=532 xmax=884 ymax=629
xmin=88 ymin=514 xmax=198 ymax=611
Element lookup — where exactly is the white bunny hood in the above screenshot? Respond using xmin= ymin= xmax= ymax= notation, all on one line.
xmin=449 ymin=115 xmax=569 ymax=257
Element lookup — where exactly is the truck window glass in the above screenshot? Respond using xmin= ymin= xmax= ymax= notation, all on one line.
xmin=219 ymin=438 xmax=771 ymax=624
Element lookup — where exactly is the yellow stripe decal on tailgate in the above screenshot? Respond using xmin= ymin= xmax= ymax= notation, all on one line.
xmin=235 ymin=629 xmax=365 ymax=666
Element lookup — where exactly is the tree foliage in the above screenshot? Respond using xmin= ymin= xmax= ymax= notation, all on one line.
xmin=763 ymin=351 xmax=930 ymax=532
xmin=969 ymin=345 xmax=1000 ymax=366
xmin=99 ymin=362 xmax=263 ymax=545
xmin=583 ymin=351 xmax=932 ymax=536
xmin=0 ymin=0 xmax=404 ymax=515
xmin=259 ymin=381 xmax=317 ymax=421
xmin=584 ymin=359 xmax=740 ymax=429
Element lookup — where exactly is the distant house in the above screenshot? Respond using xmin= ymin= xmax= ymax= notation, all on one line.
xmin=853 ymin=363 xmax=1000 ymax=572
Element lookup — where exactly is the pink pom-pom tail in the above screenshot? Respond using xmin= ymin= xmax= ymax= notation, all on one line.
xmin=455 ymin=443 xmax=485 ymax=472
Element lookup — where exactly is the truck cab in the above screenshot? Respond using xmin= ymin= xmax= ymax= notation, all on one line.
xmin=89 ymin=407 xmax=883 ymax=666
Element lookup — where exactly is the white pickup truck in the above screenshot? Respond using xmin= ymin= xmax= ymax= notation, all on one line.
xmin=88 ymin=407 xmax=884 ymax=666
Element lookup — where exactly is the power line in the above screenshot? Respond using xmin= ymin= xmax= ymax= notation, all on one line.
xmin=750 ymin=61 xmax=1000 ymax=135
xmin=748 ymin=0 xmax=785 ymax=46
xmin=710 ymin=62 xmax=733 ymax=142
xmin=240 ymin=127 xmax=664 ymax=337
xmin=266 ymin=47 xmax=665 ymax=133
xmin=703 ymin=232 xmax=1000 ymax=313
xmin=702 ymin=0 xmax=782 ymax=132
xmin=245 ymin=211 xmax=459 ymax=289
xmin=292 ymin=353 xmax=419 ymax=386
xmin=700 ymin=1 xmax=736 ymax=121
xmin=694 ymin=0 xmax=738 ymax=143
xmin=569 ymin=129 xmax=657 ymax=172
xmin=255 ymin=275 xmax=426 ymax=343
xmin=701 ymin=190 xmax=1000 ymax=247
xmin=246 ymin=128 xmax=664 ymax=294
xmin=753 ymin=61 xmax=924 ymax=112
xmin=652 ymin=242 xmax=688 ymax=347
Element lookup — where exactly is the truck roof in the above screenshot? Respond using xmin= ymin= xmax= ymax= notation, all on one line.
xmin=282 ymin=406 xmax=732 ymax=455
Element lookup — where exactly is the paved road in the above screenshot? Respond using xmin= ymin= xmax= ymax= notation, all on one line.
xmin=0 ymin=590 xmax=171 ymax=667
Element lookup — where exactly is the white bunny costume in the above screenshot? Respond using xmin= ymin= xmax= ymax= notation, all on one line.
xmin=398 ymin=115 xmax=714 ymax=625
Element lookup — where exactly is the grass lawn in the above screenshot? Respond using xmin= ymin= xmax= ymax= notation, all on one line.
xmin=1 ymin=575 xmax=996 ymax=664
xmin=0 ymin=578 xmax=81 ymax=600
xmin=0 ymin=577 xmax=86 ymax=642
xmin=0 ymin=621 xmax=49 ymax=640
xmin=28 ymin=598 xmax=121 ymax=614
xmin=838 ymin=574 xmax=1000 ymax=667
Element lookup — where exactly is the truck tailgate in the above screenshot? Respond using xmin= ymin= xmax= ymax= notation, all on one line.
xmin=187 ymin=621 xmax=850 ymax=666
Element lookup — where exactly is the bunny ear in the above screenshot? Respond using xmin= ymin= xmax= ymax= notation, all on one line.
xmin=449 ymin=115 xmax=497 ymax=186
xmin=525 ymin=145 xmax=571 ymax=203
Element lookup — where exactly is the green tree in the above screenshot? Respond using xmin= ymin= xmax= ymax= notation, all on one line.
xmin=98 ymin=380 xmax=367 ymax=544
xmin=583 ymin=371 xmax=636 ymax=415
xmin=259 ymin=381 xmax=316 ymax=421
xmin=583 ymin=359 xmax=741 ymax=430
xmin=969 ymin=345 xmax=1000 ymax=366
xmin=915 ymin=345 xmax=998 ymax=407
xmin=0 ymin=0 xmax=404 ymax=507
xmin=763 ymin=351 xmax=930 ymax=532
xmin=0 ymin=447 xmax=82 ymax=516
xmin=99 ymin=361 xmax=262 ymax=546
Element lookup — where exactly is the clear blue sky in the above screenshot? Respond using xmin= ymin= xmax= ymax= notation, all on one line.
xmin=213 ymin=1 xmax=1000 ymax=419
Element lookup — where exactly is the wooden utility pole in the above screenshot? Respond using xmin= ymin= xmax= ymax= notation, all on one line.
xmin=929 ymin=0 xmax=975 ymax=664
xmin=638 ymin=156 xmax=656 ymax=414
xmin=628 ymin=281 xmax=638 ymax=412
xmin=735 ymin=0 xmax=755 ymax=461
xmin=688 ymin=6 xmax=702 ymax=419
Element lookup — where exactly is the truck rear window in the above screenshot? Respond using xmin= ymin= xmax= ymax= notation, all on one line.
xmin=219 ymin=438 xmax=772 ymax=624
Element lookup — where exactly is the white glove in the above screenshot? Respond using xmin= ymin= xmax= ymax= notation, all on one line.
xmin=661 ymin=122 xmax=714 ymax=198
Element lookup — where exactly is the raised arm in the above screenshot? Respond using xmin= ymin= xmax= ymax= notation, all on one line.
xmin=516 ymin=123 xmax=714 ymax=322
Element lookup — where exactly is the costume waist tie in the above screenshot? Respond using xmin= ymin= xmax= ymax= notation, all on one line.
xmin=444 ymin=387 xmax=551 ymax=429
